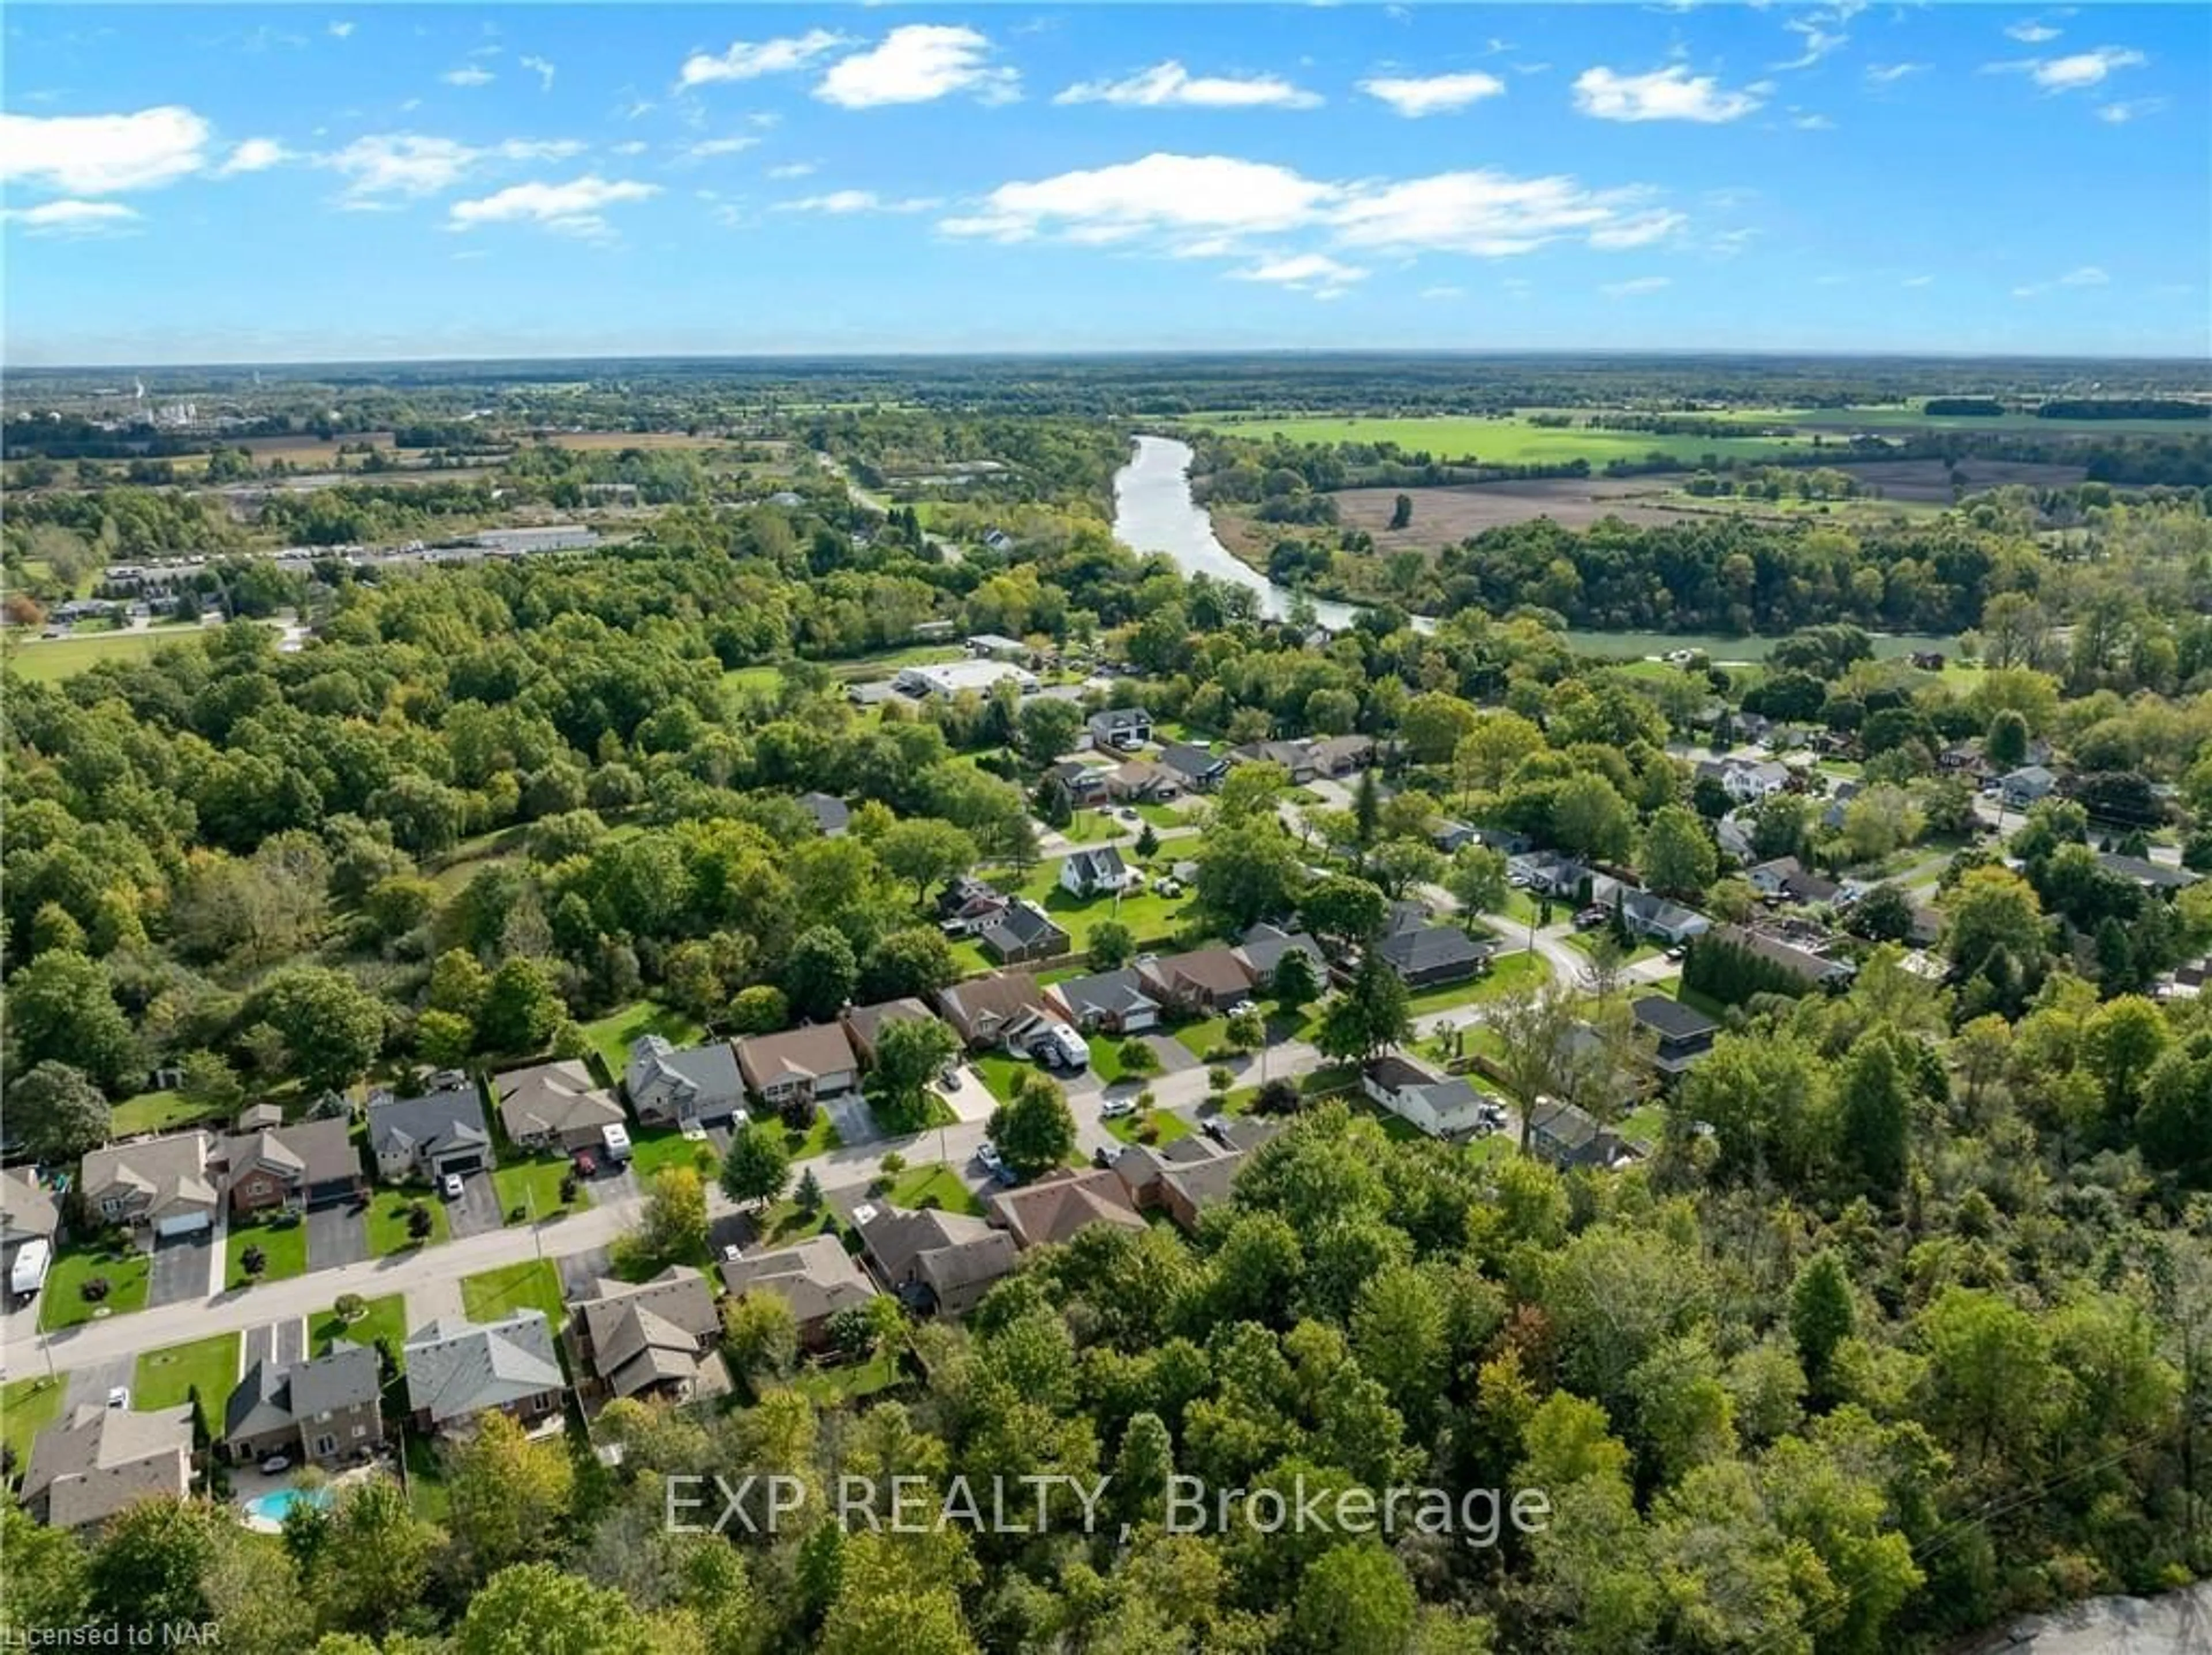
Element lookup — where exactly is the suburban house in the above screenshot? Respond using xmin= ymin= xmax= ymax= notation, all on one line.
xmin=403 ymin=1312 xmax=565 ymax=1436
xmin=366 ymin=1077 xmax=493 ymax=1184
xmin=219 ymin=1115 xmax=365 ymax=1214
xmin=1 ymin=1168 xmax=59 ymax=1301
xmin=1044 ymin=760 xmax=1109 ymax=806
xmin=1059 ymin=844 xmax=1138 ymax=898
xmin=1086 ymin=707 xmax=1153 ymax=751
xmin=493 ymin=1061 xmax=627 ymax=1153
xmin=936 ymin=974 xmax=1052 ymax=1048
xmin=1374 ymin=922 xmax=1491 ymax=989
xmin=566 ymin=1266 xmax=726 ymax=1403
xmin=797 ymin=792 xmax=851 ymax=837
xmin=1228 ymin=738 xmax=1317 ymax=782
xmin=988 ymin=1167 xmax=1146 ymax=1249
xmin=1707 ymin=923 xmax=1857 ymax=993
xmin=1699 ymin=758 xmax=1792 ymax=803
xmin=79 ymin=1130 xmax=221 ymax=1244
xmin=625 ymin=1036 xmax=747 ymax=1130
xmin=1105 ymin=760 xmax=1181 ymax=804
xmin=1158 ymin=743 xmax=1229 ymax=791
xmin=2097 ymin=852 xmax=2202 ymax=895
xmin=1308 ymin=734 xmax=1378 ymax=776
xmin=937 ymin=875 xmax=1012 ymax=937
xmin=1938 ymin=741 xmax=1989 ymax=777
xmin=1509 ymin=851 xmax=1593 ymax=899
xmin=1618 ymin=889 xmax=1715 ymax=946
xmin=1527 ymin=1097 xmax=1639 ymax=1172
xmin=720 ymin=1235 xmax=877 ymax=1347
xmin=1048 ymin=967 xmax=1162 ymax=1035
xmin=21 ymin=1403 xmax=194 ymax=1532
xmin=735 ymin=1024 xmax=860 ymax=1111
xmin=2000 ymin=764 xmax=2059 ymax=809
xmin=840 ymin=998 xmax=944 ymax=1067
xmin=222 ymin=1340 xmax=385 ymax=1467
xmin=1236 ymin=922 xmax=1327 ymax=989
xmin=1748 ymin=857 xmax=1843 ymax=907
xmin=1362 ymin=1055 xmax=1495 ymax=1139
xmin=1138 ymin=947 xmax=1257 ymax=1014
xmin=852 ymin=1200 xmax=1020 ymax=1317
xmin=1631 ymin=996 xmax=1721 ymax=1081
xmin=1112 ymin=1119 xmax=1282 ymax=1233
xmin=979 ymin=899 xmax=1070 ymax=965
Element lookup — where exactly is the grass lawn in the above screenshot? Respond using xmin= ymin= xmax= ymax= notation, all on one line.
xmin=366 ymin=1188 xmax=449 ymax=1256
xmin=493 ymin=1157 xmax=590 ymax=1224
xmin=627 ymin=1128 xmax=723 ymax=1181
xmin=312 ymin=1293 xmax=408 ymax=1364
xmin=1056 ymin=810 xmax=1124 ymax=844
xmin=885 ymin=1164 xmax=984 ymax=1215
xmin=461 ymin=1259 xmax=566 ymax=1328
xmin=971 ymin=1051 xmax=1031 ymax=1104
xmin=1103 ymin=1109 xmax=1192 ymax=1148
xmin=579 ymin=1000 xmax=705 ymax=1087
xmin=1403 ymin=949 xmax=1550 ymax=1018
xmin=39 ymin=1242 xmax=150 ymax=1331
xmin=1 ymin=627 xmax=207 ymax=683
xmin=1566 ymin=930 xmax=1663 ymax=965
xmin=1619 ymin=1104 xmax=1667 ymax=1152
xmin=226 ymin=1215 xmax=309 ymax=1290
xmin=111 ymin=1090 xmax=224 ymax=1136
xmin=403 ymin=1427 xmax=450 ymax=1521
xmin=1133 ymin=802 xmax=1187 ymax=830
xmin=1351 ymin=1100 xmax=1429 ymax=1143
xmin=792 ymin=1347 xmax=905 ymax=1407
xmin=1188 ymin=411 xmax=1805 ymax=467
xmin=2 ymin=1377 xmax=66 ymax=1473
xmin=948 ymin=938 xmax=993 ymax=976
xmin=1495 ymin=887 xmax=1545 ymax=929
xmin=1466 ymin=1133 xmax=1517 ymax=1168
xmin=783 ymin=1112 xmax=842 ymax=1162
xmin=134 ymin=1332 xmax=241 ymax=1412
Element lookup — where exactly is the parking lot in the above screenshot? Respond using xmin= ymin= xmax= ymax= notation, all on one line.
xmin=146 ymin=1232 xmax=213 ymax=1308
xmin=305 ymin=1203 xmax=369 ymax=1270
xmin=444 ymin=1170 xmax=503 ymax=1240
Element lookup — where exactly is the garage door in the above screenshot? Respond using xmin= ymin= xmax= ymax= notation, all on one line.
xmin=437 ymin=1153 xmax=486 ymax=1175
xmin=156 ymin=1211 xmax=212 ymax=1238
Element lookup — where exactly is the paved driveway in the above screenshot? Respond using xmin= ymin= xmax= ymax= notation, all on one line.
xmin=306 ymin=1204 xmax=369 ymax=1271
xmin=556 ymin=1247 xmax=613 ymax=1300
xmin=934 ymin=1066 xmax=999 ymax=1124
xmin=243 ymin=1316 xmax=306 ymax=1372
xmin=63 ymin=1351 xmax=137 ymax=1412
xmin=822 ymin=1092 xmax=880 ymax=1147
xmin=147 ymin=1233 xmax=214 ymax=1308
xmin=445 ymin=1171 xmax=503 ymax=1240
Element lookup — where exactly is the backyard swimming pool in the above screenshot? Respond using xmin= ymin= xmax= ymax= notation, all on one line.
xmin=243 ymin=1486 xmax=332 ymax=1524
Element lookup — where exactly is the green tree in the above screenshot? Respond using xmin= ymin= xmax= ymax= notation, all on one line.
xmin=1300 ymin=874 xmax=1389 ymax=951
xmin=638 ymin=1165 xmax=710 ymax=1263
xmin=1836 ymin=1034 xmax=1911 ymax=1199
xmin=249 ymin=965 xmax=387 ymax=1091
xmin=10 ymin=1061 xmax=112 ymax=1164
xmin=1638 ymin=805 xmax=1717 ymax=897
xmin=785 ymin=925 xmax=859 ymax=1021
xmin=876 ymin=819 xmax=979 ymax=910
xmin=309 ymin=1474 xmax=440 ymax=1637
xmin=1316 ymin=955 xmax=1411 ymax=1065
xmin=872 ymin=1014 xmax=961 ymax=1134
xmin=444 ymin=1411 xmax=577 ymax=1580
xmin=1789 ymin=1252 xmax=1857 ymax=1393
xmin=1017 ymin=698 xmax=1084 ymax=766
xmin=451 ymin=1563 xmax=656 ymax=1655
xmin=1443 ymin=843 xmax=1509 ymax=925
xmin=6 ymin=950 xmax=138 ymax=1093
xmin=721 ymin=1120 xmax=793 ymax=1209
xmin=475 ymin=956 xmax=565 ymax=1055
xmin=988 ymin=1070 xmax=1077 ymax=1179
xmin=1551 ymin=773 xmax=1636 ymax=863
xmin=722 ymin=1292 xmax=800 ymax=1385
xmin=818 ymin=1532 xmax=979 ymax=1655
xmin=1088 ymin=919 xmax=1137 ymax=971
xmin=1194 ymin=816 xmax=1305 ymax=931
xmin=86 ymin=1498 xmax=222 ymax=1628
xmin=1270 ymin=944 xmax=1321 ymax=1010
xmin=1984 ymin=707 xmax=2029 ymax=768
xmin=1918 ymin=1286 xmax=2053 ymax=1472
xmin=1290 ymin=1540 xmax=1418 ymax=1655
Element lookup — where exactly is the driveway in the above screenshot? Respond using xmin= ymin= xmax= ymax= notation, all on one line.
xmin=146 ymin=1233 xmax=214 ymax=1308
xmin=63 ymin=1352 xmax=137 ymax=1412
xmin=1135 ymin=1034 xmax=1199 ymax=1077
xmin=243 ymin=1315 xmax=306 ymax=1372
xmin=822 ymin=1092 xmax=881 ymax=1148
xmin=444 ymin=1171 xmax=502 ymax=1240
xmin=556 ymin=1247 xmax=613 ymax=1300
xmin=305 ymin=1204 xmax=369 ymax=1271
xmin=934 ymin=1066 xmax=999 ymax=1125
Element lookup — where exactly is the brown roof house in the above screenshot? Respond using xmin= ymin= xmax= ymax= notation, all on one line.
xmin=1105 ymin=760 xmax=1181 ymax=804
xmin=222 ymin=1340 xmax=385 ymax=1467
xmin=1113 ymin=1119 xmax=1283 ymax=1233
xmin=853 ymin=1201 xmax=1019 ymax=1317
xmin=566 ymin=1267 xmax=727 ymax=1405
xmin=80 ymin=1130 xmax=221 ymax=1245
xmin=493 ymin=1061 xmax=626 ymax=1153
xmin=1138 ymin=948 xmax=1256 ymax=1014
xmin=736 ymin=1024 xmax=860 ymax=1111
xmin=403 ymin=1311 xmax=565 ymax=1437
xmin=989 ymin=1167 xmax=1146 ymax=1249
xmin=935 ymin=974 xmax=1051 ymax=1048
xmin=840 ymin=998 xmax=943 ymax=1067
xmin=721 ymin=1234 xmax=878 ymax=1346
xmin=22 ymin=1403 xmax=194 ymax=1532
xmin=219 ymin=1114 xmax=364 ymax=1215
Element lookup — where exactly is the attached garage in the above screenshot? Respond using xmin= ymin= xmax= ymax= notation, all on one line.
xmin=155 ymin=1210 xmax=213 ymax=1239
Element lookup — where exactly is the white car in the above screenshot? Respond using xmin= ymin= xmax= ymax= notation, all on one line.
xmin=976 ymin=1142 xmax=1003 ymax=1173
xmin=106 ymin=1386 xmax=130 ymax=1410
xmin=441 ymin=1173 xmax=464 ymax=1200
xmin=721 ymin=1243 xmax=743 ymax=1263
xmin=1100 ymin=1099 xmax=1137 ymax=1120
xmin=259 ymin=1454 xmax=292 ymax=1475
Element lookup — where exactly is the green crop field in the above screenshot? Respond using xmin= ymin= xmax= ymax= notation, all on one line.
xmin=1 ymin=628 xmax=204 ymax=683
xmin=1185 ymin=413 xmax=1807 ymax=466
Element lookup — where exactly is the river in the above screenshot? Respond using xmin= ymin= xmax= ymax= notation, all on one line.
xmin=1111 ymin=434 xmax=1368 ymax=630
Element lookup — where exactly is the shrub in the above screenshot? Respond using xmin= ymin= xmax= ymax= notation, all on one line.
xmin=81 ymin=1277 xmax=110 ymax=1303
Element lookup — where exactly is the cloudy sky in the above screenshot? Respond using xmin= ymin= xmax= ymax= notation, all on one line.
xmin=2 ymin=4 xmax=2206 ymax=363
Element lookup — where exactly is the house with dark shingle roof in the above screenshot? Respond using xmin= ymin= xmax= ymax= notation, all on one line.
xmin=1228 ymin=739 xmax=1316 ymax=782
xmin=222 ymin=1340 xmax=385 ymax=1467
xmin=1045 ymin=761 xmax=1109 ymax=806
xmin=1307 ymin=734 xmax=1377 ymax=776
xmin=493 ymin=1060 xmax=627 ymax=1153
xmin=219 ymin=1114 xmax=365 ymax=1215
xmin=840 ymin=998 xmax=943 ymax=1067
xmin=1112 ymin=1119 xmax=1283 ymax=1233
xmin=988 ymin=1167 xmax=1146 ymax=1249
xmin=566 ymin=1266 xmax=726 ymax=1403
xmin=2098 ymin=852 xmax=2201 ymax=894
xmin=403 ymin=1311 xmax=565 ymax=1436
xmin=1374 ymin=923 xmax=1491 ymax=989
xmin=853 ymin=1200 xmax=1020 ymax=1317
xmin=721 ymin=1236 xmax=877 ymax=1347
xmin=798 ymin=792 xmax=851 ymax=837
xmin=1086 ymin=707 xmax=1153 ymax=751
xmin=937 ymin=874 xmax=1012 ymax=936
xmin=1362 ymin=1054 xmax=1494 ymax=1138
xmin=1138 ymin=947 xmax=1256 ymax=1014
xmin=1528 ymin=1097 xmax=1639 ymax=1172
xmin=1630 ymin=996 xmax=1720 ymax=1080
xmin=367 ymin=1078 xmax=492 ymax=1184
xmin=979 ymin=898 xmax=1070 ymax=965
xmin=625 ymin=1037 xmax=746 ymax=1130
xmin=1158 ymin=742 xmax=1229 ymax=791
xmin=935 ymin=974 xmax=1051 ymax=1048
xmin=22 ymin=1403 xmax=194 ymax=1532
xmin=1105 ymin=760 xmax=1181 ymax=803
xmin=1236 ymin=922 xmax=1326 ymax=988
xmin=1047 ymin=967 xmax=1162 ymax=1035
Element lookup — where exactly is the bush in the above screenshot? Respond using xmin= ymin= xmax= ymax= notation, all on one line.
xmin=242 ymin=1245 xmax=267 ymax=1278
xmin=334 ymin=1293 xmax=367 ymax=1322
xmin=81 ymin=1277 xmax=110 ymax=1303
xmin=406 ymin=1202 xmax=434 ymax=1240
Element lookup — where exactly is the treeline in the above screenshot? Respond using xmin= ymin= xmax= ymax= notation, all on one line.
xmin=2039 ymin=398 xmax=2210 ymax=421
xmin=1925 ymin=397 xmax=2005 ymax=416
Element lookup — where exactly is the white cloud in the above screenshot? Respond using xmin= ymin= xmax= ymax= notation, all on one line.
xmin=1057 ymin=61 xmax=1321 ymax=110
xmin=442 ymin=65 xmax=495 ymax=88
xmin=767 ymin=161 xmax=817 ymax=179
xmin=1357 ymin=71 xmax=1506 ymax=117
xmin=685 ymin=137 xmax=760 ymax=158
xmin=1573 ymin=65 xmax=1763 ymax=123
xmin=2 ymin=199 xmax=141 ymax=236
xmin=1902 ymin=274 xmax=1934 ymax=287
xmin=1588 ymin=208 xmax=1685 ymax=249
xmin=448 ymin=174 xmax=660 ymax=236
xmin=816 ymin=26 xmax=1017 ymax=109
xmin=679 ymin=29 xmax=848 ymax=89
xmin=1333 ymin=169 xmax=1655 ymax=257
xmin=1230 ymin=252 xmax=1368 ymax=294
xmin=613 ymin=140 xmax=649 ymax=157
xmin=1602 ymin=275 xmax=1671 ymax=297
xmin=328 ymin=21 xmax=355 ymax=40
xmin=2005 ymin=21 xmax=2061 ymax=44
xmin=1990 ymin=47 xmax=2147 ymax=91
xmin=2059 ymin=265 xmax=2109 ymax=286
xmin=1420 ymin=284 xmax=1464 ymax=300
xmin=216 ymin=137 xmax=290 ymax=176
xmin=942 ymin=153 xmax=1332 ymax=243
xmin=1793 ymin=112 xmax=1836 ymax=130
xmin=1773 ymin=3 xmax=1863 ymax=71
xmin=0 ymin=106 xmax=211 ymax=194
xmin=1863 ymin=62 xmax=1927 ymax=85
xmin=775 ymin=189 xmax=941 ymax=214
xmin=520 ymin=55 xmax=556 ymax=92
xmin=323 ymin=133 xmax=583 ymax=204
xmin=2098 ymin=98 xmax=2166 ymax=123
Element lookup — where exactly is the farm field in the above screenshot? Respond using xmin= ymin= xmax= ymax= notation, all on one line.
xmin=1560 ymin=628 xmax=1960 ymax=663
xmin=1 ymin=627 xmax=207 ymax=683
xmin=1187 ymin=412 xmax=1806 ymax=465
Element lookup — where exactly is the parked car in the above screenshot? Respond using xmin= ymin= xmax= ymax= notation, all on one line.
xmin=1574 ymin=906 xmax=1608 ymax=929
xmin=1200 ymin=1118 xmax=1232 ymax=1145
xmin=441 ymin=1173 xmax=464 ymax=1200
xmin=259 ymin=1454 xmax=292 ymax=1475
xmin=1664 ymin=943 xmax=1690 ymax=962
xmin=1118 ymin=808 xmax=1138 ymax=821
xmin=1100 ymin=1098 xmax=1137 ymax=1120
xmin=976 ymin=1142 xmax=1003 ymax=1175
xmin=721 ymin=1243 xmax=743 ymax=1262
xmin=106 ymin=1387 xmax=130 ymax=1411
xmin=573 ymin=1149 xmax=599 ymax=1179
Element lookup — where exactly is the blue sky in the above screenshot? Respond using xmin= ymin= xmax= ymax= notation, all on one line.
xmin=3 ymin=4 xmax=2207 ymax=363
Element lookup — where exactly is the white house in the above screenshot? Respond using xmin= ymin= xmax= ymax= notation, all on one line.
xmin=1699 ymin=759 xmax=1792 ymax=804
xmin=1361 ymin=1055 xmax=1496 ymax=1140
xmin=1059 ymin=846 xmax=1138 ymax=899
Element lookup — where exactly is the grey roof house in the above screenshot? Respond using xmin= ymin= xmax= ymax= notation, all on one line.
xmin=22 ymin=1403 xmax=195 ymax=1532
xmin=567 ymin=1266 xmax=727 ymax=1403
xmin=222 ymin=1340 xmax=385 ymax=1467
xmin=798 ymin=792 xmax=851 ymax=837
xmin=1158 ymin=742 xmax=1229 ymax=790
xmin=366 ymin=1076 xmax=491 ymax=1183
xmin=1047 ymin=967 xmax=1162 ymax=1035
xmin=1086 ymin=707 xmax=1154 ymax=750
xmin=493 ymin=1060 xmax=627 ymax=1153
xmin=220 ymin=1115 xmax=364 ymax=1215
xmin=403 ymin=1311 xmax=565 ymax=1436
xmin=721 ymin=1234 xmax=877 ymax=1346
xmin=1374 ymin=923 xmax=1491 ymax=989
xmin=979 ymin=898 xmax=1070 ymax=965
xmin=626 ymin=1036 xmax=747 ymax=1129
xmin=853 ymin=1201 xmax=1019 ymax=1318
xmin=79 ymin=1130 xmax=221 ymax=1244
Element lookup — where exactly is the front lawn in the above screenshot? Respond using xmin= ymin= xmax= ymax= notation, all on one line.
xmin=1618 ymin=1104 xmax=1668 ymax=1152
xmin=971 ymin=1052 xmax=1031 ymax=1104
xmin=1565 ymin=930 xmax=1662 ymax=965
xmin=627 ymin=1128 xmax=722 ymax=1182
xmin=226 ymin=1215 xmax=309 ymax=1290
xmin=461 ymin=1259 xmax=566 ymax=1329
xmin=39 ymin=1241 xmax=150 ymax=1331
xmin=1103 ymin=1109 xmax=1192 ymax=1148
xmin=1403 ymin=949 xmax=1550 ymax=1018
xmin=2 ymin=1377 xmax=65 ymax=1474
xmin=493 ymin=1157 xmax=589 ymax=1225
xmin=134 ymin=1332 xmax=241 ymax=1413
xmin=366 ymin=1188 xmax=449 ymax=1256
xmin=1056 ymin=810 xmax=1125 ymax=844
xmin=580 ymin=1000 xmax=705 ymax=1088
xmin=782 ymin=1111 xmax=842 ymax=1162
xmin=885 ymin=1164 xmax=984 ymax=1215
xmin=312 ymin=1292 xmax=408 ymax=1364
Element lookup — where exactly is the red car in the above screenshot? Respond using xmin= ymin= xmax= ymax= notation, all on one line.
xmin=572 ymin=1149 xmax=598 ymax=1178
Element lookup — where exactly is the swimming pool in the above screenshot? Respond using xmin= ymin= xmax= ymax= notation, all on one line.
xmin=243 ymin=1486 xmax=332 ymax=1524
